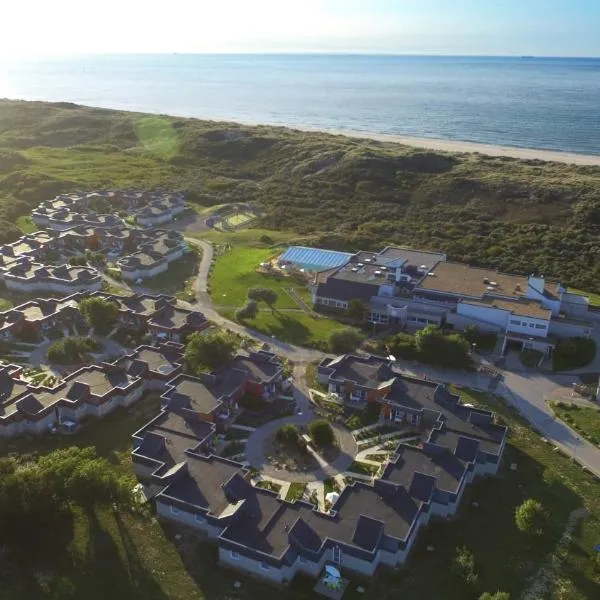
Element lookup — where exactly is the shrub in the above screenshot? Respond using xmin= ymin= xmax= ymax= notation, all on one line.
xmin=453 ymin=545 xmax=479 ymax=586
xmin=69 ymin=255 xmax=87 ymax=266
xmin=308 ymin=419 xmax=334 ymax=447
xmin=276 ymin=424 xmax=300 ymax=445
xmin=479 ymin=592 xmax=510 ymax=600
xmin=553 ymin=337 xmax=597 ymax=372
xmin=415 ymin=325 xmax=472 ymax=368
xmin=247 ymin=286 xmax=278 ymax=307
xmin=328 ymin=327 xmax=364 ymax=353
xmin=515 ymin=498 xmax=548 ymax=535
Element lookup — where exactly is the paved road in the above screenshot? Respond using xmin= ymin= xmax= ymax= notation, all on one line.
xmin=244 ymin=365 xmax=357 ymax=482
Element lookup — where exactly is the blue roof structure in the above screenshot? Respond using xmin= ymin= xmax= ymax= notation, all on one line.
xmin=279 ymin=246 xmax=352 ymax=272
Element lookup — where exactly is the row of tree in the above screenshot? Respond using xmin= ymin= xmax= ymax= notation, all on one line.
xmin=0 ymin=447 xmax=135 ymax=542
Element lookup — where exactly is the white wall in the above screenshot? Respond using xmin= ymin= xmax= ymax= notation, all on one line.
xmin=457 ymin=303 xmax=509 ymax=329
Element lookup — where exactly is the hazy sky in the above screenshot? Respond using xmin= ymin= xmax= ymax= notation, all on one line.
xmin=3 ymin=0 xmax=599 ymax=57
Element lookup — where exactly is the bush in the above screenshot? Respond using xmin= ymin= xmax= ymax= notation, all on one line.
xmin=236 ymin=299 xmax=258 ymax=321
xmin=47 ymin=337 xmax=99 ymax=364
xmin=515 ymin=498 xmax=548 ymax=535
xmin=69 ymin=255 xmax=87 ymax=266
xmin=453 ymin=545 xmax=479 ymax=587
xmin=276 ymin=424 xmax=300 ymax=445
xmin=553 ymin=337 xmax=597 ymax=372
xmin=480 ymin=593 xmax=510 ymax=600
xmin=328 ymin=327 xmax=364 ymax=353
xmin=308 ymin=419 xmax=334 ymax=447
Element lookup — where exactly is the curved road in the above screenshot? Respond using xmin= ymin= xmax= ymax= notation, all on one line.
xmin=244 ymin=365 xmax=357 ymax=482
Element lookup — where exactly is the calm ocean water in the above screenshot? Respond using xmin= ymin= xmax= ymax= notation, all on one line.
xmin=1 ymin=54 xmax=600 ymax=155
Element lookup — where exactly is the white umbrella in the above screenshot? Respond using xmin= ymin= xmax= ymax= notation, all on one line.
xmin=325 ymin=492 xmax=340 ymax=505
xmin=325 ymin=565 xmax=341 ymax=579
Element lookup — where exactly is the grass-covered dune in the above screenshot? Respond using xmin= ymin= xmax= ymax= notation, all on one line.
xmin=1 ymin=99 xmax=600 ymax=291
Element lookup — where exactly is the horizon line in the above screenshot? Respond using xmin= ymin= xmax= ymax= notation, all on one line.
xmin=3 ymin=51 xmax=600 ymax=60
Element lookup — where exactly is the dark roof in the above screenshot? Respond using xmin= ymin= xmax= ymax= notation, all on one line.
xmin=315 ymin=278 xmax=379 ymax=303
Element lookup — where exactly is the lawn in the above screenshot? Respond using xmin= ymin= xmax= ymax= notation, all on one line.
xmin=571 ymin=287 xmax=600 ymax=306
xmin=551 ymin=401 xmax=600 ymax=446
xmin=16 ymin=214 xmax=39 ymax=234
xmin=143 ymin=245 xmax=201 ymax=302
xmin=198 ymin=227 xmax=306 ymax=247
xmin=211 ymin=246 xmax=312 ymax=309
xmin=222 ymin=308 xmax=349 ymax=349
xmin=285 ymin=482 xmax=307 ymax=502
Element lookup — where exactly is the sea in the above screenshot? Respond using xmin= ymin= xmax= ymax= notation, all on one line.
xmin=1 ymin=54 xmax=600 ymax=155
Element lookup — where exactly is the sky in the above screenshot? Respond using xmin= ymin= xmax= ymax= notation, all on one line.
xmin=3 ymin=0 xmax=599 ymax=57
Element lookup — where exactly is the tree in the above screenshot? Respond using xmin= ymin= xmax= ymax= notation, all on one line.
xmin=415 ymin=325 xmax=471 ymax=368
xmin=480 ymin=593 xmax=510 ymax=600
xmin=347 ymin=298 xmax=367 ymax=322
xmin=247 ymin=286 xmax=278 ymax=308
xmin=236 ymin=300 xmax=258 ymax=321
xmin=184 ymin=330 xmax=238 ymax=373
xmin=515 ymin=498 xmax=547 ymax=535
xmin=328 ymin=327 xmax=364 ymax=353
xmin=79 ymin=297 xmax=118 ymax=335
xmin=69 ymin=255 xmax=87 ymax=266
xmin=308 ymin=420 xmax=334 ymax=447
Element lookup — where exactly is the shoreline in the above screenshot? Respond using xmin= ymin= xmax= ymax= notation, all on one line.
xmin=292 ymin=125 xmax=600 ymax=166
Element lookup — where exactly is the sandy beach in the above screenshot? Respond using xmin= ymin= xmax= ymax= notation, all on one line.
xmin=295 ymin=126 xmax=600 ymax=167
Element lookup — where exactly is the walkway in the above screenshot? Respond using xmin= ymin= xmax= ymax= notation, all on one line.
xmin=243 ymin=365 xmax=358 ymax=482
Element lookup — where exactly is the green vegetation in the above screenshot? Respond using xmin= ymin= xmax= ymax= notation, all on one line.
xmin=479 ymin=593 xmax=510 ymax=600
xmin=0 ymin=100 xmax=599 ymax=295
xmin=551 ymin=401 xmax=600 ymax=446
xmin=247 ymin=285 xmax=279 ymax=308
xmin=308 ymin=419 xmax=334 ymax=447
xmin=222 ymin=308 xmax=346 ymax=349
xmin=463 ymin=325 xmax=498 ymax=353
xmin=143 ymin=244 xmax=201 ymax=302
xmin=348 ymin=460 xmax=380 ymax=475
xmin=305 ymin=360 xmax=327 ymax=392
xmin=210 ymin=246 xmax=309 ymax=309
xmin=520 ymin=348 xmax=544 ymax=368
xmin=276 ymin=424 xmax=301 ymax=446
xmin=347 ymin=298 xmax=368 ymax=322
xmin=15 ymin=214 xmax=38 ymax=233
xmin=453 ymin=545 xmax=479 ymax=587
xmin=553 ymin=337 xmax=597 ymax=371
xmin=344 ymin=403 xmax=381 ymax=430
xmin=515 ymin=498 xmax=548 ymax=536
xmin=79 ymin=296 xmax=119 ymax=335
xmin=285 ymin=482 xmax=307 ymax=502
xmin=236 ymin=299 xmax=259 ymax=321
xmin=47 ymin=337 xmax=100 ymax=364
xmin=328 ymin=327 xmax=365 ymax=353
xmin=220 ymin=440 xmax=244 ymax=458
xmin=184 ymin=330 xmax=238 ymax=373
xmin=255 ymin=480 xmax=282 ymax=494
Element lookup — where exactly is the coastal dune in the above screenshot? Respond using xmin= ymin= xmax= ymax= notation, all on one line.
xmin=302 ymin=127 xmax=600 ymax=167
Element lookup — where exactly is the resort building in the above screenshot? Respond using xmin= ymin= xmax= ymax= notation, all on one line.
xmin=277 ymin=244 xmax=595 ymax=357
xmin=117 ymin=230 xmax=188 ymax=281
xmin=131 ymin=353 xmax=507 ymax=589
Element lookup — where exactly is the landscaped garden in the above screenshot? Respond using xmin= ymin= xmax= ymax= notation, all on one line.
xmin=551 ymin=401 xmax=600 ymax=446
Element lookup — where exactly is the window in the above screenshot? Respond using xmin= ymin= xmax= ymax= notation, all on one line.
xmin=195 ymin=514 xmax=205 ymax=524
xmin=510 ymin=319 xmax=521 ymax=326
xmin=529 ymin=323 xmax=536 ymax=328
xmin=170 ymin=505 xmax=180 ymax=515
xmin=230 ymin=551 xmax=240 ymax=561
xmin=535 ymin=324 xmax=546 ymax=329
xmin=260 ymin=562 xmax=270 ymax=571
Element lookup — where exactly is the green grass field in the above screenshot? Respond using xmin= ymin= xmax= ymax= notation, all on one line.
xmin=15 ymin=215 xmax=39 ymax=234
xmin=571 ymin=288 xmax=600 ymax=306
xmin=210 ymin=246 xmax=311 ymax=309
xmin=551 ymin=401 xmax=600 ymax=446
xmin=197 ymin=227 xmax=304 ymax=247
